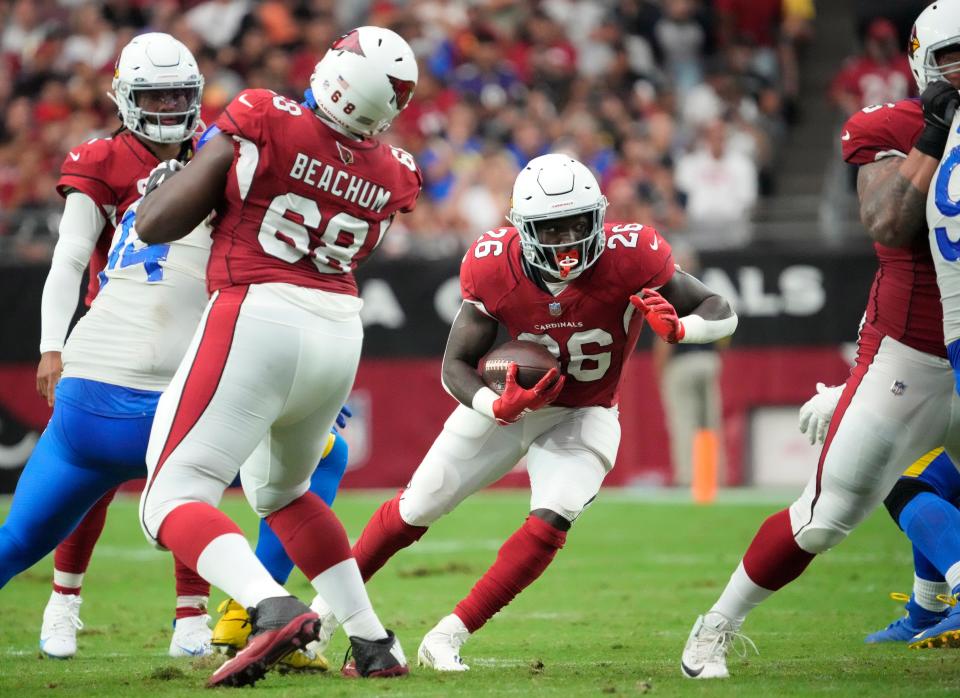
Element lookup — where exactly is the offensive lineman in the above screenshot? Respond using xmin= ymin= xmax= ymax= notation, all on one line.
xmin=800 ymin=384 xmax=960 ymax=646
xmin=135 ymin=27 xmax=421 ymax=687
xmin=681 ymin=3 xmax=960 ymax=679
xmin=308 ymin=153 xmax=738 ymax=670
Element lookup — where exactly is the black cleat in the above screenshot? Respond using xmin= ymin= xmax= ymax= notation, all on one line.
xmin=206 ymin=596 xmax=319 ymax=688
xmin=341 ymin=629 xmax=409 ymax=678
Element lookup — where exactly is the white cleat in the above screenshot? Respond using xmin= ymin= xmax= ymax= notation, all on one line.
xmin=417 ymin=614 xmax=470 ymax=672
xmin=308 ymin=593 xmax=339 ymax=656
xmin=169 ymin=614 xmax=213 ymax=657
xmin=40 ymin=591 xmax=83 ymax=659
xmin=680 ymin=612 xmax=756 ymax=679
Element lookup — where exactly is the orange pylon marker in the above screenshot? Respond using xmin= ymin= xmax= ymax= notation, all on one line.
xmin=692 ymin=428 xmax=718 ymax=504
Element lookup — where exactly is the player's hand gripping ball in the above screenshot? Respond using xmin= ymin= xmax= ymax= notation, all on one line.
xmin=480 ymin=340 xmax=564 ymax=425
xmin=481 ymin=340 xmax=560 ymax=393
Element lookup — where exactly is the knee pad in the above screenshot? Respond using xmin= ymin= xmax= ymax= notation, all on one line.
xmin=794 ymin=526 xmax=847 ymax=554
xmin=884 ymin=477 xmax=938 ymax=528
xmin=398 ymin=484 xmax=454 ymax=527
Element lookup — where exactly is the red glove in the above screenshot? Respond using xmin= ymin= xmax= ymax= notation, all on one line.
xmin=493 ymin=363 xmax=566 ymax=425
xmin=630 ymin=289 xmax=684 ymax=343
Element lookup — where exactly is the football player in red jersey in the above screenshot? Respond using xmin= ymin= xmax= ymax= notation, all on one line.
xmin=33 ymin=33 xmax=212 ymax=660
xmin=134 ymin=27 xmax=420 ymax=687
xmin=681 ymin=2 xmax=960 ymax=679
xmin=303 ymin=153 xmax=736 ymax=671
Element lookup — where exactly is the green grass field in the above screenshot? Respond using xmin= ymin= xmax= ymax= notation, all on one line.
xmin=2 ymin=490 xmax=959 ymax=696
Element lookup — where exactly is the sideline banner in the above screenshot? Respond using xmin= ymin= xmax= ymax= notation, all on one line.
xmin=0 ymin=245 xmax=876 ymax=491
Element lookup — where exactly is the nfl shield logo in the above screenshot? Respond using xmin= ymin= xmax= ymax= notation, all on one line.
xmin=890 ymin=380 xmax=906 ymax=396
xmin=548 ymin=301 xmax=562 ymax=317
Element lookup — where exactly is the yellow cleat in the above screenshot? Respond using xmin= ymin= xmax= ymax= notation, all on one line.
xmin=277 ymin=647 xmax=330 ymax=673
xmin=210 ymin=599 xmax=252 ymax=655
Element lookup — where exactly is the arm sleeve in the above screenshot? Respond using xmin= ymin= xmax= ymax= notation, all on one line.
xmin=39 ymin=192 xmax=106 ymax=353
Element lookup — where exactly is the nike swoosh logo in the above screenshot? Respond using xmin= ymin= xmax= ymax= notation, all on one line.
xmin=238 ymin=94 xmax=253 ymax=108
xmin=650 ymin=235 xmax=659 ymax=251
xmin=69 ymin=152 xmax=80 ymax=161
xmin=841 ymin=130 xmax=851 ymax=141
xmin=681 ymin=660 xmax=704 ymax=677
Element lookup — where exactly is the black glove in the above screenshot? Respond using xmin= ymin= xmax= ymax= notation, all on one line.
xmin=143 ymin=159 xmax=183 ymax=198
xmin=916 ymin=80 xmax=960 ymax=158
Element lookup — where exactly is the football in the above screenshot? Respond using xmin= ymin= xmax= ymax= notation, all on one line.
xmin=480 ymin=339 xmax=560 ymax=394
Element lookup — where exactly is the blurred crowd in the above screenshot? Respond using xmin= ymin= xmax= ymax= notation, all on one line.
xmin=0 ymin=0 xmax=816 ymax=259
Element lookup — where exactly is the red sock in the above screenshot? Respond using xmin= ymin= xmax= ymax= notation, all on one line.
xmin=157 ymin=502 xmax=244 ymax=572
xmin=174 ymin=556 xmax=210 ymax=619
xmin=454 ymin=516 xmax=566 ymax=633
xmin=52 ymin=487 xmax=118 ymax=594
xmin=265 ymin=491 xmax=352 ymax=580
xmin=742 ymin=509 xmax=815 ymax=591
xmin=351 ymin=493 xmax=427 ymax=582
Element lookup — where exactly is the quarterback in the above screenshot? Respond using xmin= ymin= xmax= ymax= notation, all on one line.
xmin=682 ymin=2 xmax=960 ymax=679
xmin=308 ymin=153 xmax=737 ymax=670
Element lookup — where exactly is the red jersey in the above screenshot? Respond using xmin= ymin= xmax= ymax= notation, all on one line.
xmin=841 ymin=99 xmax=944 ymax=357
xmin=462 ymin=223 xmax=675 ymax=408
xmin=56 ymin=131 xmax=165 ymax=306
xmin=209 ymin=89 xmax=422 ymax=295
xmin=831 ymin=56 xmax=914 ymax=109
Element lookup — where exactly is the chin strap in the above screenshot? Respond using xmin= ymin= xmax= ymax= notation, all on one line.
xmin=302 ymin=88 xmax=318 ymax=109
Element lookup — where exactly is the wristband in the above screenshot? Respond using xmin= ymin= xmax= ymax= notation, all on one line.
xmin=677 ymin=314 xmax=738 ymax=344
xmin=915 ymin=124 xmax=950 ymax=159
xmin=471 ymin=386 xmax=499 ymax=419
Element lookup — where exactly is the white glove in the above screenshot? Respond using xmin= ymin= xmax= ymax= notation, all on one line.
xmin=798 ymin=382 xmax=844 ymax=445
xmin=144 ymin=159 xmax=184 ymax=197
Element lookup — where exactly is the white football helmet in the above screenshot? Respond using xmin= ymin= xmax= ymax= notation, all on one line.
xmin=310 ymin=26 xmax=418 ymax=137
xmin=508 ymin=154 xmax=608 ymax=280
xmin=909 ymin=2 xmax=960 ymax=91
xmin=109 ymin=32 xmax=203 ymax=144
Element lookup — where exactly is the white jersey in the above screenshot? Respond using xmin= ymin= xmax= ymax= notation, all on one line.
xmin=928 ymin=109 xmax=960 ymax=348
xmin=62 ymin=199 xmax=212 ymax=391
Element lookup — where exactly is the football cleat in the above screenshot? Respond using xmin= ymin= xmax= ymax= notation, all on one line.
xmin=680 ymin=612 xmax=756 ymax=680
xmin=308 ymin=593 xmax=339 ymax=656
xmin=40 ymin=591 xmax=83 ymax=659
xmin=206 ymin=596 xmax=319 ymax=688
xmin=865 ymin=592 xmax=948 ymax=643
xmin=211 ymin=598 xmax=252 ymax=655
xmin=169 ymin=613 xmax=213 ymax=657
xmin=909 ymin=594 xmax=960 ymax=649
xmin=277 ymin=646 xmax=330 ymax=672
xmin=341 ymin=629 xmax=409 ymax=678
xmin=417 ymin=614 xmax=470 ymax=672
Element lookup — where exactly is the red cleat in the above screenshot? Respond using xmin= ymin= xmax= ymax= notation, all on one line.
xmin=206 ymin=597 xmax=319 ymax=688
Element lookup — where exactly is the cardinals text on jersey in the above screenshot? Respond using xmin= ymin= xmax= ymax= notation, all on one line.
xmin=461 ymin=223 xmax=674 ymax=408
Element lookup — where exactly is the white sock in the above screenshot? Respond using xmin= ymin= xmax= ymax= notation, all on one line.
xmin=53 ymin=570 xmax=84 ymax=591
xmin=439 ymin=613 xmax=469 ymax=636
xmin=176 ymin=595 xmax=209 ymax=612
xmin=310 ymin=559 xmax=387 ymax=641
xmin=945 ymin=563 xmax=960 ymax=598
xmin=709 ymin=561 xmax=773 ymax=628
xmin=914 ymin=575 xmax=951 ymax=612
xmin=196 ymin=533 xmax=287 ymax=609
